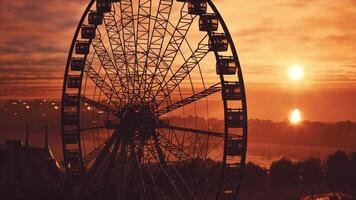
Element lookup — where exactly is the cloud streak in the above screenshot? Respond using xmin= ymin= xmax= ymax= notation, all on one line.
xmin=0 ymin=0 xmax=355 ymax=121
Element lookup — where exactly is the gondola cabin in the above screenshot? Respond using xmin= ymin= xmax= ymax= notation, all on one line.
xmin=225 ymin=139 xmax=243 ymax=156
xmin=216 ymin=56 xmax=236 ymax=75
xmin=81 ymin=25 xmax=96 ymax=39
xmin=188 ymin=1 xmax=207 ymax=15
xmin=223 ymin=82 xmax=242 ymax=100
xmin=63 ymin=130 xmax=80 ymax=144
xmin=70 ymin=57 xmax=85 ymax=71
xmin=88 ymin=11 xmax=103 ymax=26
xmin=64 ymin=93 xmax=80 ymax=107
xmin=67 ymin=75 xmax=81 ymax=88
xmin=225 ymin=163 xmax=242 ymax=177
xmin=75 ymin=41 xmax=90 ymax=55
xmin=226 ymin=108 xmax=244 ymax=128
xmin=199 ymin=14 xmax=219 ymax=32
xmin=209 ymin=33 xmax=228 ymax=52
xmin=63 ymin=112 xmax=79 ymax=125
xmin=96 ymin=0 xmax=111 ymax=13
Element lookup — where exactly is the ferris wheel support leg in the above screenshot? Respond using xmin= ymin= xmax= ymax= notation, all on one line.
xmin=129 ymin=142 xmax=148 ymax=200
xmin=72 ymin=131 xmax=118 ymax=200
xmin=115 ymin=142 xmax=128 ymax=200
xmin=96 ymin=137 xmax=121 ymax=199
xmin=152 ymin=135 xmax=197 ymax=200
xmin=146 ymin=164 xmax=163 ymax=200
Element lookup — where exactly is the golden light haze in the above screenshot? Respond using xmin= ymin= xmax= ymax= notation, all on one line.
xmin=288 ymin=65 xmax=304 ymax=81
xmin=290 ymin=108 xmax=301 ymax=124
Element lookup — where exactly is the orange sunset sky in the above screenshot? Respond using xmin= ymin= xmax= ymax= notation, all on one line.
xmin=0 ymin=0 xmax=355 ymax=122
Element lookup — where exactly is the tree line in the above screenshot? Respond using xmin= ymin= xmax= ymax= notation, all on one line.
xmin=242 ymin=150 xmax=356 ymax=199
xmin=174 ymin=150 xmax=355 ymax=199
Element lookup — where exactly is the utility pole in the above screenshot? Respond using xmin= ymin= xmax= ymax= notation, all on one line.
xmin=44 ymin=126 xmax=49 ymax=148
xmin=25 ymin=124 xmax=29 ymax=146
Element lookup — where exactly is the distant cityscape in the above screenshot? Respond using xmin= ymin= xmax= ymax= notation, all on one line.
xmin=1 ymin=99 xmax=356 ymax=149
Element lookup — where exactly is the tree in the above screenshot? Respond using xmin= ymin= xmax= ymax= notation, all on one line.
xmin=242 ymin=162 xmax=268 ymax=199
xmin=348 ymin=152 xmax=356 ymax=193
xmin=325 ymin=150 xmax=350 ymax=193
xmin=269 ymin=158 xmax=299 ymax=193
xmin=297 ymin=158 xmax=323 ymax=197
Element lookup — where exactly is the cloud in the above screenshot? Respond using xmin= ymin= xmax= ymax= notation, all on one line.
xmin=0 ymin=0 xmax=87 ymax=98
xmin=0 ymin=0 xmax=356 ymax=101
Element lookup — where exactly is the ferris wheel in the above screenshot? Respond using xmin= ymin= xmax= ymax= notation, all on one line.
xmin=61 ymin=0 xmax=248 ymax=199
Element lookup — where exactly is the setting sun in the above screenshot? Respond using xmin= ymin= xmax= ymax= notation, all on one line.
xmin=288 ymin=65 xmax=304 ymax=80
xmin=290 ymin=108 xmax=301 ymax=124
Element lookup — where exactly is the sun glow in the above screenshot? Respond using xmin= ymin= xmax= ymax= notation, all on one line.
xmin=289 ymin=65 xmax=304 ymax=80
xmin=290 ymin=108 xmax=301 ymax=124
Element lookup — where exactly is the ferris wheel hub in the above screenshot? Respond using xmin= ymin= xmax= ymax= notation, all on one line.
xmin=117 ymin=104 xmax=158 ymax=140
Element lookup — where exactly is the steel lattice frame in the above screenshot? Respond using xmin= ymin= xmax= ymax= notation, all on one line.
xmin=61 ymin=0 xmax=248 ymax=199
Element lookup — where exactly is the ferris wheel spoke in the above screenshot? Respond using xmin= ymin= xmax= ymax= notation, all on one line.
xmin=152 ymin=34 xmax=210 ymax=106
xmin=156 ymin=131 xmax=192 ymax=161
xmin=73 ymin=131 xmax=119 ymax=200
xmin=146 ymin=3 xmax=196 ymax=101
xmin=114 ymin=140 xmax=128 ymax=200
xmin=146 ymin=164 xmax=163 ymax=200
xmin=103 ymin=6 xmax=131 ymax=100
xmin=142 ymin=0 xmax=173 ymax=101
xmin=157 ymin=82 xmax=221 ymax=115
xmin=96 ymin=137 xmax=121 ymax=198
xmin=152 ymin=135 xmax=197 ymax=200
xmin=128 ymin=142 xmax=148 ymax=199
xmin=92 ymin=29 xmax=126 ymax=99
xmin=82 ymin=138 xmax=108 ymax=167
xmin=81 ymin=95 xmax=119 ymax=115
xmin=84 ymin=60 xmax=123 ymax=106
xmin=151 ymin=137 xmax=185 ymax=200
xmin=119 ymin=0 xmax=140 ymax=100
xmin=136 ymin=0 xmax=152 ymax=96
xmin=159 ymin=124 xmax=225 ymax=138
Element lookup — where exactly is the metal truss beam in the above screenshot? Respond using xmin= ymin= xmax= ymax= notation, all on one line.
xmin=136 ymin=0 xmax=152 ymax=95
xmin=157 ymin=134 xmax=192 ymax=161
xmin=92 ymin=29 xmax=126 ymax=100
xmin=151 ymin=136 xmax=186 ymax=200
xmin=153 ymin=35 xmax=210 ymax=106
xmin=143 ymin=0 xmax=173 ymax=101
xmin=120 ymin=0 xmax=139 ymax=99
xmin=159 ymin=125 xmax=225 ymax=138
xmin=152 ymin=135 xmax=196 ymax=200
xmin=84 ymin=60 xmax=122 ymax=106
xmin=129 ymin=142 xmax=147 ymax=199
xmin=80 ymin=95 xmax=118 ymax=115
xmin=82 ymin=139 xmax=108 ymax=166
xmin=97 ymin=137 xmax=121 ymax=198
xmin=115 ymin=142 xmax=128 ymax=199
xmin=157 ymin=82 xmax=221 ymax=115
xmin=73 ymin=131 xmax=118 ymax=200
xmin=147 ymin=3 xmax=196 ymax=101
xmin=104 ymin=7 xmax=131 ymax=99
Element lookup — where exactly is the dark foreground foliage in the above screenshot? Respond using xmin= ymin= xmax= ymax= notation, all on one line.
xmin=239 ymin=150 xmax=356 ymax=199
